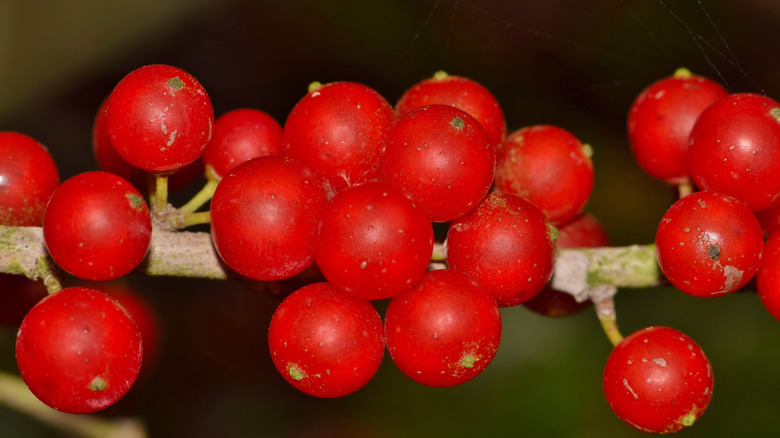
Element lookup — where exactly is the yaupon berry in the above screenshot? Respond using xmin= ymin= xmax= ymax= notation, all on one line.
xmin=603 ymin=326 xmax=714 ymax=433
xmin=268 ymin=282 xmax=384 ymax=398
xmin=379 ymin=104 xmax=495 ymax=222
xmin=106 ymin=64 xmax=214 ymax=173
xmin=210 ymin=156 xmax=328 ymax=281
xmin=627 ymin=68 xmax=728 ymax=185
xmin=314 ymin=181 xmax=434 ymax=300
xmin=0 ymin=131 xmax=60 ymax=226
xmin=396 ymin=71 xmax=506 ymax=146
xmin=446 ymin=192 xmax=557 ymax=307
xmin=494 ymin=125 xmax=594 ymax=225
xmin=384 ymin=269 xmax=502 ymax=387
xmin=43 ymin=171 xmax=152 ymax=281
xmin=93 ymin=96 xmax=203 ymax=194
xmin=687 ymin=92 xmax=780 ymax=212
xmin=655 ymin=191 xmax=763 ymax=297
xmin=282 ymin=81 xmax=396 ymax=197
xmin=203 ymin=108 xmax=283 ymax=181
xmin=16 ymin=287 xmax=143 ymax=414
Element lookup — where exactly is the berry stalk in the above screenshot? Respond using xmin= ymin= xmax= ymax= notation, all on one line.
xmin=591 ymin=285 xmax=624 ymax=346
xmin=0 ymin=370 xmax=147 ymax=438
xmin=153 ymin=174 xmax=169 ymax=215
xmin=177 ymin=178 xmax=218 ymax=215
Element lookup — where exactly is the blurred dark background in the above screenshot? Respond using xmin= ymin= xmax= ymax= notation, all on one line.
xmin=1 ymin=0 xmax=779 ymax=437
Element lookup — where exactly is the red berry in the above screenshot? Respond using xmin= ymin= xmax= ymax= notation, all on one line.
xmin=0 ymin=131 xmax=60 ymax=226
xmin=268 ymin=282 xmax=385 ymax=398
xmin=627 ymin=69 xmax=728 ymax=184
xmin=494 ymin=125 xmax=594 ymax=225
xmin=754 ymin=201 xmax=780 ymax=237
xmin=655 ymin=191 xmax=763 ymax=297
xmin=15 ymin=287 xmax=143 ymax=414
xmin=314 ymin=181 xmax=434 ymax=300
xmin=688 ymin=92 xmax=780 ymax=211
xmin=93 ymin=96 xmax=203 ymax=194
xmin=43 ymin=171 xmax=152 ymax=281
xmin=446 ymin=192 xmax=557 ymax=307
xmin=210 ymin=156 xmax=328 ymax=281
xmin=282 ymin=81 xmax=396 ymax=197
xmin=396 ymin=71 xmax=506 ymax=146
xmin=203 ymin=108 xmax=283 ymax=181
xmin=106 ymin=64 xmax=214 ymax=173
xmin=603 ymin=326 xmax=714 ymax=433
xmin=523 ymin=212 xmax=611 ymax=317
xmin=97 ymin=282 xmax=162 ymax=373
xmin=384 ymin=269 xmax=502 ymax=387
xmin=379 ymin=104 xmax=495 ymax=222
xmin=756 ymin=231 xmax=780 ymax=321
xmin=552 ymin=211 xmax=612 ymax=248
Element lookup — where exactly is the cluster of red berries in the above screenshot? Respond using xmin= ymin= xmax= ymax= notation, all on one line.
xmin=0 ymin=64 xmax=600 ymax=415
xmin=2 ymin=62 xmax=778 ymax=434
xmin=202 ymin=69 xmax=597 ymax=396
xmin=607 ymin=67 xmax=780 ymax=433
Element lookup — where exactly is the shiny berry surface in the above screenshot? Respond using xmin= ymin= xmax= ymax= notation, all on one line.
xmin=268 ymin=282 xmax=384 ymax=398
xmin=0 ymin=131 xmax=60 ymax=226
xmin=282 ymin=81 xmax=396 ymax=197
xmin=379 ymin=104 xmax=495 ymax=222
xmin=203 ymin=108 xmax=283 ymax=181
xmin=446 ymin=192 xmax=557 ymax=307
xmin=15 ymin=287 xmax=143 ymax=414
xmin=494 ymin=125 xmax=594 ymax=225
xmin=655 ymin=191 xmax=763 ymax=297
xmin=314 ymin=181 xmax=434 ymax=300
xmin=210 ymin=156 xmax=328 ymax=281
xmin=93 ymin=96 xmax=203 ymax=194
xmin=395 ymin=71 xmax=506 ymax=146
xmin=97 ymin=282 xmax=162 ymax=373
xmin=384 ymin=269 xmax=502 ymax=387
xmin=627 ymin=70 xmax=728 ymax=184
xmin=687 ymin=92 xmax=780 ymax=211
xmin=43 ymin=171 xmax=152 ymax=281
xmin=603 ymin=326 xmax=714 ymax=434
xmin=106 ymin=64 xmax=214 ymax=173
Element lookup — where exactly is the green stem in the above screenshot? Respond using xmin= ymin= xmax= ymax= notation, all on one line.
xmin=178 ymin=179 xmax=218 ymax=215
xmin=673 ymin=67 xmax=693 ymax=78
xmin=590 ymin=286 xmax=624 ymax=347
xmin=181 ymin=211 xmax=210 ymax=228
xmin=677 ymin=180 xmax=694 ymax=199
xmin=153 ymin=174 xmax=169 ymax=215
xmin=0 ymin=371 xmax=147 ymax=438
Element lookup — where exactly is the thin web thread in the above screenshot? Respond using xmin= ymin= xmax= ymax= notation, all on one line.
xmin=695 ymin=0 xmax=765 ymax=94
xmin=382 ymin=0 xmax=443 ymax=84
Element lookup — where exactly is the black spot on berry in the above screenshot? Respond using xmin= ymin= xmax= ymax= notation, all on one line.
xmin=707 ymin=245 xmax=721 ymax=260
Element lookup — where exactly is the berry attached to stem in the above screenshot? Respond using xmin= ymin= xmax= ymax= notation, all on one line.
xmin=603 ymin=326 xmax=714 ymax=433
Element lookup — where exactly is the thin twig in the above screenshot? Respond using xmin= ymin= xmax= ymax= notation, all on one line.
xmin=0 ymin=371 xmax=147 ymax=438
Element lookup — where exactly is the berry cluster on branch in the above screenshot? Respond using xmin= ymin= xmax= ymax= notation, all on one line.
xmin=1 ymin=63 xmax=779 ymax=436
